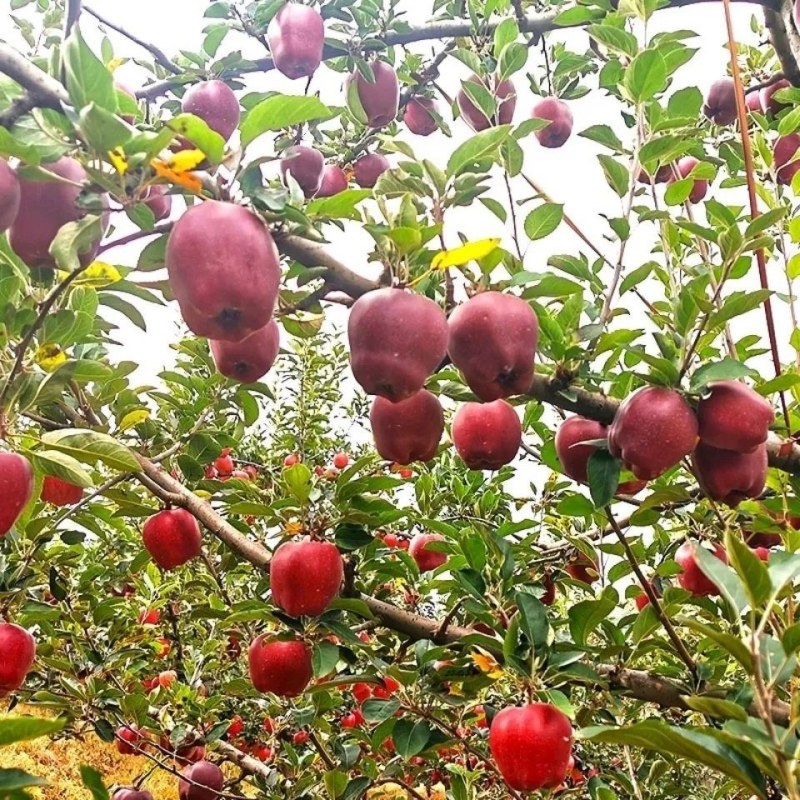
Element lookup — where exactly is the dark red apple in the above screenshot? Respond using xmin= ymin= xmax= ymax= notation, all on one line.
xmin=554 ymin=416 xmax=607 ymax=483
xmin=9 ymin=157 xmax=108 ymax=270
xmin=774 ymin=134 xmax=800 ymax=186
xmin=347 ymin=288 xmax=448 ymax=402
xmin=667 ymin=156 xmax=707 ymax=203
xmin=404 ymin=97 xmax=439 ymax=136
xmin=745 ymin=90 xmax=762 ymax=113
xmin=696 ymin=381 xmax=773 ymax=453
xmin=0 ymin=622 xmax=35 ymax=697
xmin=113 ymin=790 xmax=154 ymax=800
xmin=760 ymin=77 xmax=791 ymax=117
xmin=370 ymin=390 xmax=444 ymax=464
xmin=457 ymin=75 xmax=516 ymax=131
xmin=116 ymin=725 xmax=145 ymax=755
xmin=182 ymin=80 xmax=240 ymax=141
xmin=141 ymin=185 xmax=172 ymax=221
xmin=267 ymin=3 xmax=325 ymax=80
xmin=703 ymin=78 xmax=739 ymax=125
xmin=280 ymin=145 xmax=325 ymax=197
xmin=451 ymin=400 xmax=521 ymax=470
xmin=0 ymin=158 xmax=20 ymax=232
xmin=178 ymin=760 xmax=224 ymax=800
xmin=40 ymin=476 xmax=83 ymax=506
xmin=744 ymin=530 xmax=782 ymax=548
xmin=447 ymin=291 xmax=538 ymax=401
xmin=532 ymin=97 xmax=573 ymax=148
xmin=675 ymin=540 xmax=728 ymax=597
xmin=175 ymin=742 xmax=207 ymax=766
xmin=315 ymin=165 xmax=348 ymax=197
xmin=0 ymin=452 xmax=34 ymax=537
xmin=248 ymin=635 xmax=313 ymax=696
xmin=489 ymin=704 xmax=573 ymax=791
xmin=346 ymin=61 xmax=400 ymax=127
xmin=566 ymin=552 xmax=598 ymax=585
xmin=637 ymin=164 xmax=672 ymax=185
xmin=608 ymin=386 xmax=698 ymax=480
xmin=142 ymin=508 xmax=202 ymax=570
xmin=166 ymin=200 xmax=280 ymax=342
xmin=270 ymin=538 xmax=343 ymax=616
xmin=692 ymin=441 xmax=767 ymax=507
xmin=210 ymin=319 xmax=280 ymax=384
xmin=353 ymin=153 xmax=390 ymax=188
xmin=409 ymin=533 xmax=447 ymax=572
xmin=540 ymin=573 xmax=556 ymax=605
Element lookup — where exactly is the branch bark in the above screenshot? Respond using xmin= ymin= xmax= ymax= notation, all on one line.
xmin=0 ymin=43 xmax=69 ymax=126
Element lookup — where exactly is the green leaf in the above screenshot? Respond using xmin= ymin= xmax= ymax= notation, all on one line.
xmin=306 ymin=189 xmax=372 ymax=220
xmin=283 ymin=462 xmax=312 ymax=503
xmin=557 ymin=494 xmax=595 ymax=516
xmin=708 ymin=290 xmax=771 ymax=330
xmin=241 ymin=95 xmax=334 ymax=147
xmin=0 ymin=768 xmax=49 ymax=790
xmin=693 ymin=544 xmax=746 ymax=614
xmin=63 ymin=28 xmax=117 ymax=112
xmin=568 ymin=587 xmax=618 ymax=645
xmin=680 ymin=618 xmax=753 ymax=671
xmin=724 ymin=529 xmax=772 ymax=609
xmin=32 ymin=449 xmax=93 ymax=488
xmin=392 ymin=719 xmax=431 ymax=759
xmin=689 ymin=358 xmax=756 ymax=393
xmin=515 ymin=592 xmax=549 ymax=651
xmin=447 ymin=125 xmax=512 ymax=177
xmin=597 ymin=154 xmax=630 ymax=197
xmin=755 ymin=373 xmax=800 ymax=395
xmin=587 ymin=450 xmax=620 ymax=508
xmin=79 ymin=103 xmax=132 ymax=153
xmin=587 ymin=24 xmax=639 ymax=57
xmin=49 ymin=215 xmax=105 ymax=273
xmin=80 ymin=766 xmax=109 ymax=800
xmin=683 ymin=697 xmax=748 ymax=722
xmin=579 ymin=124 xmax=624 ymax=151
xmin=0 ymin=716 xmax=66 ymax=747
xmin=40 ymin=429 xmax=140 ymax=472
xmin=624 ymin=50 xmax=667 ymax=103
xmin=312 ymin=641 xmax=339 ymax=678
xmin=167 ymin=114 xmax=225 ymax=164
xmin=580 ymin=720 xmax=766 ymax=798
xmin=524 ymin=203 xmax=563 ymax=240
xmin=361 ymin=699 xmax=401 ymax=724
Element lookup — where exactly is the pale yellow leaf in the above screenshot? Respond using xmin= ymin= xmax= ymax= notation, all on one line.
xmin=431 ymin=237 xmax=501 ymax=271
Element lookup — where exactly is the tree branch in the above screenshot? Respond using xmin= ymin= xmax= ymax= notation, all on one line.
xmin=0 ymin=43 xmax=69 ymax=126
xmin=64 ymin=0 xmax=82 ymax=37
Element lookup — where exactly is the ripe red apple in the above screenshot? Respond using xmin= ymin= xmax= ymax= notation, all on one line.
xmin=692 ymin=441 xmax=767 ymax=507
xmin=540 ymin=573 xmax=556 ymax=605
xmin=141 ymin=185 xmax=172 ymax=221
xmin=404 ymin=97 xmax=439 ymax=136
xmin=353 ymin=153 xmax=390 ymax=188
xmin=0 ymin=158 xmax=20 ymax=232
xmin=214 ymin=451 xmax=234 ymax=475
xmin=409 ymin=533 xmax=447 ymax=572
xmin=9 ymin=157 xmax=108 ymax=271
xmin=457 ymin=75 xmax=516 ymax=131
xmin=348 ymin=288 xmax=448 ymax=402
xmin=142 ymin=508 xmax=202 ymax=570
xmin=0 ymin=622 xmax=35 ymax=696
xmin=270 ymin=538 xmax=343 ymax=616
xmin=744 ymin=530 xmax=782 ymax=548
xmin=281 ymin=145 xmax=325 ymax=197
xmin=608 ymin=386 xmax=698 ymax=480
xmin=267 ymin=3 xmax=325 ymax=80
xmin=138 ymin=608 xmax=160 ymax=625
xmin=489 ymin=704 xmax=573 ymax=791
xmin=370 ymin=390 xmax=445 ymax=464
xmin=182 ymin=80 xmax=240 ymax=141
xmin=675 ymin=540 xmax=728 ymax=597
xmin=175 ymin=742 xmax=207 ymax=766
xmin=774 ymin=134 xmax=800 ymax=185
xmin=248 ymin=635 xmax=313 ymax=696
xmin=554 ymin=416 xmax=607 ymax=483
xmin=113 ymin=790 xmax=154 ymax=800
xmin=178 ymin=760 xmax=224 ymax=800
xmin=447 ymin=292 xmax=538 ymax=401
xmin=753 ymin=546 xmax=771 ymax=561
xmin=210 ymin=319 xmax=280 ymax=384
xmin=40 ymin=476 xmax=83 ymax=506
xmin=451 ymin=400 xmax=521 ymax=470
xmin=315 ymin=165 xmax=348 ymax=197
xmin=284 ymin=453 xmax=301 ymax=467
xmin=158 ymin=670 xmax=177 ymax=688
xmin=0 ymin=452 xmax=34 ymax=537
xmin=703 ymin=77 xmax=739 ymax=125
xmin=634 ymin=580 xmax=659 ymax=610
xmin=667 ymin=156 xmax=707 ymax=203
xmin=760 ymin=77 xmax=791 ymax=117
xmin=746 ymin=90 xmax=762 ymax=113
xmin=116 ymin=725 xmax=145 ymax=755
xmin=333 ymin=452 xmax=349 ymax=469
xmin=532 ymin=97 xmax=573 ymax=148
xmin=166 ymin=200 xmax=280 ymax=341
xmin=637 ymin=164 xmax=672 ymax=185
xmin=696 ymin=381 xmax=773 ymax=453
xmin=346 ymin=61 xmax=400 ymax=127
xmin=566 ymin=552 xmax=598 ymax=585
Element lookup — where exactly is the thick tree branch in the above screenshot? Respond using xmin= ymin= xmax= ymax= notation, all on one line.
xmin=0 ymin=43 xmax=69 ymax=126
xmin=64 ymin=0 xmax=82 ymax=37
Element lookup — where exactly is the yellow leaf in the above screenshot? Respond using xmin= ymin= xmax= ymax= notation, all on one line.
xmin=163 ymin=149 xmax=206 ymax=173
xmin=108 ymin=147 xmax=128 ymax=175
xmin=150 ymin=160 xmax=203 ymax=193
xmin=65 ymin=261 xmax=122 ymax=288
xmin=470 ymin=649 xmax=503 ymax=679
xmin=118 ymin=409 xmax=150 ymax=432
xmin=367 ymin=784 xmax=407 ymax=800
xmin=106 ymin=58 xmax=126 ymax=72
xmin=35 ymin=344 xmax=67 ymax=372
xmin=431 ymin=237 xmax=501 ymax=271
xmin=195 ymin=490 xmax=212 ymax=500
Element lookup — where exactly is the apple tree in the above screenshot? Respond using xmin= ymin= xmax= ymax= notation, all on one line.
xmin=2 ymin=0 xmax=800 ymax=798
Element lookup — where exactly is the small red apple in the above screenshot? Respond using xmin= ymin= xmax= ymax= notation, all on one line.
xmin=452 ymin=400 xmax=521 ymax=470
xmin=703 ymin=77 xmax=739 ymax=125
xmin=345 ymin=61 xmax=399 ymax=127
xmin=774 ymin=133 xmax=800 ymax=186
xmin=675 ymin=540 xmax=728 ymax=597
xmin=270 ymin=538 xmax=343 ymax=616
xmin=210 ymin=319 xmax=280 ymax=384
xmin=457 ymin=74 xmax=516 ymax=131
xmin=370 ymin=390 xmax=444 ymax=465
xmin=116 ymin=725 xmax=145 ymax=755
xmin=181 ymin=80 xmax=240 ymax=141
xmin=214 ymin=451 xmax=234 ymax=475
xmin=532 ymin=97 xmax=573 ymax=148
xmin=281 ymin=145 xmax=325 ymax=197
xmin=404 ymin=97 xmax=439 ymax=136
xmin=408 ymin=533 xmax=448 ymax=572
xmin=667 ymin=156 xmax=708 ymax=203
xmin=283 ymin=453 xmax=301 ymax=467
xmin=113 ymin=790 xmax=154 ymax=800
xmin=138 ymin=608 xmax=160 ymax=626
xmin=333 ymin=452 xmax=349 ymax=469
xmin=142 ymin=508 xmax=202 ymax=570
xmin=0 ymin=622 xmax=36 ymax=697
xmin=0 ymin=452 xmax=34 ymax=537
xmin=248 ymin=636 xmax=312 ymax=696
xmin=566 ymin=552 xmax=598 ymax=585
xmin=761 ymin=77 xmax=791 ymax=117
xmin=353 ymin=153 xmax=390 ymax=188
xmin=314 ymin=165 xmax=348 ymax=197
xmin=158 ymin=670 xmax=178 ymax=688
xmin=40 ymin=475 xmax=83 ymax=506
xmin=744 ymin=530 xmax=782 ymax=549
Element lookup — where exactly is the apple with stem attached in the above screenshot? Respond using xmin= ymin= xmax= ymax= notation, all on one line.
xmin=249 ymin=636 xmax=312 ymax=697
xmin=370 ymin=390 xmax=445 ymax=464
xmin=703 ymin=78 xmax=739 ymax=125
xmin=142 ymin=508 xmax=202 ymax=570
xmin=0 ymin=452 xmax=34 ymax=537
xmin=0 ymin=622 xmax=36 ymax=697
xmin=270 ymin=538 xmax=343 ymax=616
xmin=696 ymin=381 xmax=773 ymax=453
xmin=452 ymin=400 xmax=521 ymax=470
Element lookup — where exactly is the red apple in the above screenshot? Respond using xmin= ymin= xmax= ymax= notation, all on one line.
xmin=566 ymin=552 xmax=598 ymax=585
xmin=370 ymin=390 xmax=444 ymax=464
xmin=270 ymin=538 xmax=343 ymax=616
xmin=774 ymin=133 xmax=800 ymax=186
xmin=675 ymin=540 xmax=728 ymax=597
xmin=760 ymin=77 xmax=791 ymax=117
xmin=210 ymin=319 xmax=280 ymax=384
xmin=451 ymin=400 xmax=521 ymax=470
xmin=554 ymin=416 xmax=608 ymax=483
xmin=346 ymin=62 xmax=399 ymax=127
xmin=692 ymin=441 xmax=767 ymax=507
xmin=746 ymin=90 xmax=763 ymax=113
xmin=284 ymin=453 xmax=301 ymax=467
xmin=158 ymin=670 xmax=177 ymax=688
xmin=637 ymin=164 xmax=672 ymax=184
xmin=315 ymin=165 xmax=348 ymax=197
xmin=404 ymin=97 xmax=439 ymax=136
xmin=447 ymin=291 xmax=538 ymax=401
xmin=744 ymin=530 xmax=782 ymax=549
xmin=348 ymin=288 xmax=448 ymax=402
xmin=248 ymin=636 xmax=313 ymax=696
xmin=182 ymin=80 xmax=240 ymax=141
xmin=175 ymin=742 xmax=206 ymax=766
xmin=353 ymin=153 xmax=390 ymax=188
xmin=0 ymin=452 xmax=34 ymax=537
xmin=40 ymin=476 xmax=83 ymax=506
xmin=703 ymin=77 xmax=739 ymax=125
xmin=696 ymin=381 xmax=773 ymax=453
xmin=281 ymin=145 xmax=325 ymax=197
xmin=489 ymin=704 xmax=573 ymax=791
xmin=142 ymin=508 xmax=202 ymax=570
xmin=540 ymin=573 xmax=556 ymax=606
xmin=214 ymin=452 xmax=234 ymax=475
xmin=634 ymin=581 xmax=659 ymax=610
xmin=753 ymin=546 xmax=771 ymax=561
xmin=409 ymin=533 xmax=447 ymax=572
xmin=166 ymin=200 xmax=280 ymax=342
xmin=113 ymin=790 xmax=154 ymax=800
xmin=267 ymin=3 xmax=325 ymax=80
xmin=667 ymin=156 xmax=708 ymax=203
xmin=333 ymin=453 xmax=349 ymax=469
xmin=0 ymin=158 xmax=20 ymax=232
xmin=138 ymin=608 xmax=160 ymax=625
xmin=0 ymin=622 xmax=35 ymax=697
xmin=178 ymin=760 xmax=224 ymax=800
xmin=116 ymin=725 xmax=145 ymax=755
xmin=608 ymin=386 xmax=698 ymax=480
xmin=141 ymin=185 xmax=172 ymax=221
xmin=457 ymin=75 xmax=516 ymax=132
xmin=532 ymin=97 xmax=573 ymax=148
